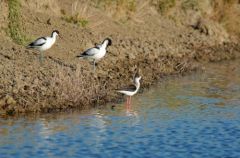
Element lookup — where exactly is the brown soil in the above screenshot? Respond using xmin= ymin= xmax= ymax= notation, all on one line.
xmin=0 ymin=0 xmax=240 ymax=115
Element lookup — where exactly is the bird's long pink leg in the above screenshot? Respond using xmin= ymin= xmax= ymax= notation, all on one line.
xmin=127 ymin=96 xmax=132 ymax=110
xmin=125 ymin=97 xmax=129 ymax=108
xmin=129 ymin=96 xmax=132 ymax=105
xmin=127 ymin=96 xmax=130 ymax=110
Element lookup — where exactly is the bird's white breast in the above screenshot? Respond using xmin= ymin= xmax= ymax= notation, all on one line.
xmin=39 ymin=37 xmax=55 ymax=51
xmin=117 ymin=90 xmax=137 ymax=96
xmin=94 ymin=48 xmax=106 ymax=60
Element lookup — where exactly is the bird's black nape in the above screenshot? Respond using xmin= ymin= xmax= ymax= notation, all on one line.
xmin=104 ymin=38 xmax=112 ymax=46
xmin=52 ymin=30 xmax=60 ymax=36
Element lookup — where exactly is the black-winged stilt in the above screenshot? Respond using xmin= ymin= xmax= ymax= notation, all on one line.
xmin=116 ymin=75 xmax=141 ymax=108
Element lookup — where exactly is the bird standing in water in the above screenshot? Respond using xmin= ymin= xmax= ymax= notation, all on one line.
xmin=116 ymin=75 xmax=142 ymax=109
xmin=27 ymin=30 xmax=60 ymax=64
xmin=76 ymin=38 xmax=112 ymax=72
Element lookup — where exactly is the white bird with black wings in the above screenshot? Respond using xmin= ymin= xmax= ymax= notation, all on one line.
xmin=116 ymin=75 xmax=142 ymax=106
xmin=76 ymin=38 xmax=112 ymax=72
xmin=27 ymin=30 xmax=60 ymax=63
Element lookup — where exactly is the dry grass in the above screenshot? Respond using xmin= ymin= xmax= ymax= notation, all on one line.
xmin=2 ymin=63 xmax=102 ymax=114
xmin=60 ymin=0 xmax=106 ymax=30
xmin=93 ymin=0 xmax=137 ymax=21
xmin=92 ymin=0 xmax=153 ymax=24
xmin=151 ymin=0 xmax=176 ymax=14
xmin=149 ymin=0 xmax=240 ymax=40
xmin=22 ymin=0 xmax=60 ymax=15
xmin=181 ymin=0 xmax=199 ymax=11
xmin=61 ymin=1 xmax=90 ymax=27
xmin=210 ymin=0 xmax=240 ymax=40
xmin=128 ymin=0 xmax=150 ymax=23
xmin=47 ymin=65 xmax=100 ymax=109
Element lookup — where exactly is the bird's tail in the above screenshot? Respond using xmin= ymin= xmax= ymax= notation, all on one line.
xmin=26 ymin=43 xmax=34 ymax=49
xmin=116 ymin=90 xmax=125 ymax=95
xmin=115 ymin=89 xmax=122 ymax=93
xmin=76 ymin=55 xmax=84 ymax=58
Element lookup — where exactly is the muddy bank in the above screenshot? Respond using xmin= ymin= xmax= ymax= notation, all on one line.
xmin=0 ymin=0 xmax=240 ymax=115
xmin=1 ymin=40 xmax=239 ymax=115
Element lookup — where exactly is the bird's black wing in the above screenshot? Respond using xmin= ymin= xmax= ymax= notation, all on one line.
xmin=76 ymin=47 xmax=100 ymax=58
xmin=27 ymin=37 xmax=47 ymax=47
xmin=116 ymin=84 xmax=136 ymax=92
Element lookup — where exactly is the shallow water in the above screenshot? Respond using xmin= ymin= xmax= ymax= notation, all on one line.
xmin=1 ymin=61 xmax=240 ymax=158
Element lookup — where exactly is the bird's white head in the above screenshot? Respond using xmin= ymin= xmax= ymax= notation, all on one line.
xmin=52 ymin=30 xmax=60 ymax=38
xmin=103 ymin=38 xmax=112 ymax=47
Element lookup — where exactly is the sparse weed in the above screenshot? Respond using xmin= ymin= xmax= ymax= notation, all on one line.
xmin=61 ymin=1 xmax=89 ymax=28
xmin=8 ymin=63 xmax=102 ymax=113
xmin=151 ymin=0 xmax=176 ymax=14
xmin=62 ymin=14 xmax=89 ymax=27
xmin=22 ymin=0 xmax=60 ymax=14
xmin=181 ymin=0 xmax=199 ymax=11
xmin=93 ymin=0 xmax=137 ymax=21
xmin=210 ymin=0 xmax=240 ymax=40
xmin=48 ymin=65 xmax=99 ymax=108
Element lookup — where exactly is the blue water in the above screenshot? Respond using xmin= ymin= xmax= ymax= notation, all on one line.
xmin=1 ymin=61 xmax=240 ymax=158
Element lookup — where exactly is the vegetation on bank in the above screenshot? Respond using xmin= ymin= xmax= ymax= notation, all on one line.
xmin=91 ymin=0 xmax=240 ymax=39
xmin=94 ymin=0 xmax=136 ymax=13
xmin=211 ymin=0 xmax=240 ymax=40
xmin=181 ymin=0 xmax=199 ymax=11
xmin=61 ymin=13 xmax=89 ymax=28
xmin=7 ymin=0 xmax=240 ymax=39
xmin=61 ymin=1 xmax=89 ymax=27
xmin=93 ymin=0 xmax=137 ymax=21
xmin=151 ymin=0 xmax=176 ymax=14
xmin=8 ymin=0 xmax=29 ymax=45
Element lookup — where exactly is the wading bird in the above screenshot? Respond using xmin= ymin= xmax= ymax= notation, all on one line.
xmin=27 ymin=30 xmax=60 ymax=64
xmin=116 ymin=75 xmax=141 ymax=108
xmin=76 ymin=38 xmax=112 ymax=72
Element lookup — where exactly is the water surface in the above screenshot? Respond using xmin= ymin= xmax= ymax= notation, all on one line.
xmin=1 ymin=61 xmax=240 ymax=158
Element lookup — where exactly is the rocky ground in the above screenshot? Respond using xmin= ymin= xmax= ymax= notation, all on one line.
xmin=0 ymin=0 xmax=240 ymax=115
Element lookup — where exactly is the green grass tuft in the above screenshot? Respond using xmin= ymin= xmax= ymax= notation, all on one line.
xmin=151 ymin=0 xmax=176 ymax=14
xmin=8 ymin=0 xmax=29 ymax=45
xmin=94 ymin=0 xmax=136 ymax=20
xmin=61 ymin=14 xmax=89 ymax=28
xmin=181 ymin=0 xmax=199 ymax=11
